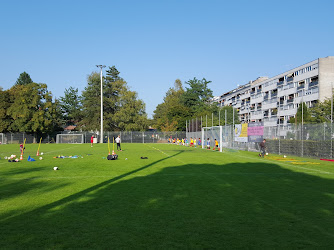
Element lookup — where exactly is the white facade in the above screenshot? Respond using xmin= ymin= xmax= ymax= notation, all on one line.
xmin=215 ymin=57 xmax=334 ymax=126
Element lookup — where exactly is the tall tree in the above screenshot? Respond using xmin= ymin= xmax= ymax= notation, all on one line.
xmin=290 ymin=102 xmax=311 ymax=124
xmin=182 ymin=77 xmax=213 ymax=114
xmin=153 ymin=79 xmax=190 ymax=131
xmin=80 ymin=66 xmax=148 ymax=131
xmin=59 ymin=87 xmax=82 ymax=125
xmin=7 ymin=83 xmax=55 ymax=134
xmin=15 ymin=72 xmax=33 ymax=85
xmin=0 ymin=88 xmax=12 ymax=132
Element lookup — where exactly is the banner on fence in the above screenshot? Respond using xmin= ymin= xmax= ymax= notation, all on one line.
xmin=248 ymin=122 xmax=264 ymax=142
xmin=234 ymin=124 xmax=248 ymax=142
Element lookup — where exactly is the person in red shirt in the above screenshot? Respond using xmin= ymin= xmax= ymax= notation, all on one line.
xmin=91 ymin=135 xmax=94 ymax=147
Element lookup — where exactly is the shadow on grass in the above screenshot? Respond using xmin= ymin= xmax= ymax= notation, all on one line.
xmin=1 ymin=158 xmax=334 ymax=248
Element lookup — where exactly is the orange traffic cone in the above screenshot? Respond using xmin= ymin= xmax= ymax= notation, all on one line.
xmin=112 ymin=150 xmax=115 ymax=155
xmin=20 ymin=154 xmax=23 ymax=161
xmin=36 ymin=150 xmax=39 ymax=156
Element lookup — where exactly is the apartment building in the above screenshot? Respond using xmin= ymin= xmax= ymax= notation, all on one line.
xmin=215 ymin=56 xmax=334 ymax=126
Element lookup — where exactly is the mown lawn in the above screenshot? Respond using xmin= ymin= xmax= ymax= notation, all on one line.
xmin=0 ymin=143 xmax=334 ymax=248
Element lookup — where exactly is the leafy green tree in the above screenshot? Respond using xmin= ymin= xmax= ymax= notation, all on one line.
xmin=309 ymin=99 xmax=332 ymax=123
xmin=15 ymin=72 xmax=33 ymax=85
xmin=7 ymin=83 xmax=55 ymax=134
xmin=80 ymin=66 xmax=148 ymax=131
xmin=153 ymin=79 xmax=191 ymax=131
xmin=59 ymin=87 xmax=82 ymax=125
xmin=182 ymin=77 xmax=213 ymax=114
xmin=0 ymin=88 xmax=12 ymax=132
xmin=289 ymin=102 xmax=311 ymax=124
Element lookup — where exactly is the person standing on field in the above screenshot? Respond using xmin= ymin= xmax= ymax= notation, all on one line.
xmin=259 ymin=139 xmax=266 ymax=157
xmin=91 ymin=135 xmax=94 ymax=147
xmin=115 ymin=135 xmax=122 ymax=151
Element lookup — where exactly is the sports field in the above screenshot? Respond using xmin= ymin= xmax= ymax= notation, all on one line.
xmin=1 ymin=143 xmax=334 ymax=248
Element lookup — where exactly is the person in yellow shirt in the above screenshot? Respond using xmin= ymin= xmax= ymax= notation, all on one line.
xmin=190 ymin=137 xmax=194 ymax=147
xmin=213 ymin=139 xmax=219 ymax=151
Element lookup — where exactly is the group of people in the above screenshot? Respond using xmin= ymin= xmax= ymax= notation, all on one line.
xmin=168 ymin=137 xmax=220 ymax=151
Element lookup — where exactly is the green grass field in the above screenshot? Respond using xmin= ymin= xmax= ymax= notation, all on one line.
xmin=1 ymin=143 xmax=334 ymax=248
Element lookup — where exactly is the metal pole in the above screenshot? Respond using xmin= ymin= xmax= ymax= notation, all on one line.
xmin=278 ymin=113 xmax=280 ymax=155
xmin=331 ymin=83 xmax=333 ymax=159
xmin=186 ymin=120 xmax=187 ymax=133
xmin=232 ymin=107 xmax=235 ymax=148
xmin=301 ymin=90 xmax=304 ymax=157
xmin=196 ymin=117 xmax=198 ymax=132
xmin=206 ymin=115 xmax=207 ymax=128
xmin=219 ymin=109 xmax=221 ymax=126
xmin=212 ymin=113 xmax=213 ymax=127
xmin=96 ymin=65 xmax=106 ymax=143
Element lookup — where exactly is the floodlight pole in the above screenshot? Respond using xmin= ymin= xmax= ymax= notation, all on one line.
xmin=96 ymin=65 xmax=106 ymax=143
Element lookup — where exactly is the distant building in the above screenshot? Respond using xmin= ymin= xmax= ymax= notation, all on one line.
xmin=213 ymin=56 xmax=334 ymax=126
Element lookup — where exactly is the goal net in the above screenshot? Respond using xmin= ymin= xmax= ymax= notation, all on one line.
xmin=202 ymin=126 xmax=223 ymax=152
xmin=0 ymin=133 xmax=4 ymax=144
xmin=56 ymin=134 xmax=84 ymax=144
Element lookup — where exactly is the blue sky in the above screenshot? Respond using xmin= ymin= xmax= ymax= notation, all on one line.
xmin=1 ymin=0 xmax=333 ymax=118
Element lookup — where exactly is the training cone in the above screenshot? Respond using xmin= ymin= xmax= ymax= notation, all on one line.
xmin=20 ymin=154 xmax=23 ymax=161
xmin=36 ymin=151 xmax=39 ymax=156
xmin=112 ymin=150 xmax=115 ymax=155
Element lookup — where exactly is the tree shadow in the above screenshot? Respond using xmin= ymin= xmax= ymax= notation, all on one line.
xmin=1 ymin=158 xmax=334 ymax=248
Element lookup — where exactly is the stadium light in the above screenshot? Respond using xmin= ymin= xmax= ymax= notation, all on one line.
xmin=96 ymin=65 xmax=106 ymax=143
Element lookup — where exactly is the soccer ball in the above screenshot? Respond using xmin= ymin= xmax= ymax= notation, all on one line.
xmin=266 ymin=153 xmax=268 ymax=155
xmin=41 ymin=152 xmax=44 ymax=155
xmin=53 ymin=167 xmax=59 ymax=170
xmin=125 ymin=158 xmax=128 ymax=160
xmin=283 ymin=155 xmax=287 ymax=158
xmin=4 ymin=156 xmax=7 ymax=159
xmin=39 ymin=157 xmax=43 ymax=160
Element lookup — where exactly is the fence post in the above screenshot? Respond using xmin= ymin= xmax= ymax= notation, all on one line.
xmin=143 ymin=132 xmax=144 ymax=144
xmin=232 ymin=107 xmax=235 ymax=149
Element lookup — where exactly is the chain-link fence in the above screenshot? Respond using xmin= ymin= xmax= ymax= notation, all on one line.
xmin=0 ymin=131 xmax=186 ymax=145
xmin=186 ymin=123 xmax=334 ymax=159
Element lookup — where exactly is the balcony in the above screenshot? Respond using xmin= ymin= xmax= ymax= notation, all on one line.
xmin=287 ymin=99 xmax=294 ymax=104
xmin=309 ymin=81 xmax=318 ymax=88
xmin=286 ymin=77 xmax=294 ymax=82
xmin=297 ymin=84 xmax=305 ymax=90
xmin=277 ymin=81 xmax=284 ymax=86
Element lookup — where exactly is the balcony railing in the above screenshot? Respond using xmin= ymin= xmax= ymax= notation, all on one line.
xmin=297 ymin=85 xmax=305 ymax=90
xmin=287 ymin=99 xmax=294 ymax=103
xmin=277 ymin=81 xmax=284 ymax=86
xmin=309 ymin=81 xmax=318 ymax=88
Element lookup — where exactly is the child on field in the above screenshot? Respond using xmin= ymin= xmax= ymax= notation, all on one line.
xmin=206 ymin=138 xmax=210 ymax=150
xmin=198 ymin=138 xmax=201 ymax=147
xmin=20 ymin=143 xmax=25 ymax=154
xmin=190 ymin=137 xmax=194 ymax=147
xmin=213 ymin=139 xmax=219 ymax=151
xmin=194 ymin=138 xmax=197 ymax=148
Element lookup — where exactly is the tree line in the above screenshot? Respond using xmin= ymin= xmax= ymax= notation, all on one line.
xmin=152 ymin=78 xmax=239 ymax=131
xmin=2 ymin=67 xmax=330 ymax=135
xmin=0 ymin=67 xmax=149 ymax=135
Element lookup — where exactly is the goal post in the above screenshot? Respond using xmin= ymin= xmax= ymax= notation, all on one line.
xmin=202 ymin=126 xmax=223 ymax=152
xmin=56 ymin=134 xmax=84 ymax=144
xmin=0 ymin=133 xmax=4 ymax=144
